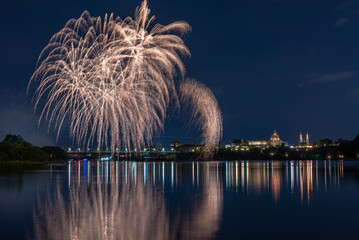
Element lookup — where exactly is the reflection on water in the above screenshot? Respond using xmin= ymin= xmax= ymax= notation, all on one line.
xmin=29 ymin=160 xmax=348 ymax=240
xmin=32 ymin=161 xmax=223 ymax=240
xmin=224 ymin=160 xmax=344 ymax=204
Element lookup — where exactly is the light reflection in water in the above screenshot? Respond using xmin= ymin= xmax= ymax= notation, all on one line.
xmin=32 ymin=160 xmax=345 ymax=240
xmin=32 ymin=161 xmax=223 ymax=240
xmin=224 ymin=160 xmax=344 ymax=204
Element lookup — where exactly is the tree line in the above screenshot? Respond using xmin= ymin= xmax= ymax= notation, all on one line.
xmin=0 ymin=134 xmax=68 ymax=162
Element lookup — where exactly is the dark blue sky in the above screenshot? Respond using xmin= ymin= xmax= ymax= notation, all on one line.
xmin=1 ymin=0 xmax=359 ymax=147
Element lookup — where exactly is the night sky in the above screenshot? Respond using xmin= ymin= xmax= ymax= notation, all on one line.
xmin=1 ymin=0 xmax=359 ymax=147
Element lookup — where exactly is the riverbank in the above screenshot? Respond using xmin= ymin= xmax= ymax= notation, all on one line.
xmin=1 ymin=160 xmax=67 ymax=164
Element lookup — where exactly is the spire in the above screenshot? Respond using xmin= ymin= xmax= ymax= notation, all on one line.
xmin=299 ymin=131 xmax=303 ymax=143
xmin=271 ymin=130 xmax=280 ymax=141
xmin=306 ymin=131 xmax=309 ymax=144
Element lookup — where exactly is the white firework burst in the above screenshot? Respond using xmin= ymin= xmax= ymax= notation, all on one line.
xmin=29 ymin=0 xmax=191 ymax=151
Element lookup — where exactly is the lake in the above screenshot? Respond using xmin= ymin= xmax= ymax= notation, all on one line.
xmin=0 ymin=160 xmax=359 ymax=240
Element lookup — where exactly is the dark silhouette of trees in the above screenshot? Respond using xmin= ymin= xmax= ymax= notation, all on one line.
xmin=41 ymin=146 xmax=68 ymax=161
xmin=337 ymin=134 xmax=359 ymax=158
xmin=312 ymin=138 xmax=333 ymax=147
xmin=0 ymin=134 xmax=68 ymax=162
xmin=3 ymin=134 xmax=30 ymax=146
xmin=232 ymin=139 xmax=249 ymax=146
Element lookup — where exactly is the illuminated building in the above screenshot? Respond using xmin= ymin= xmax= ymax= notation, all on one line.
xmin=170 ymin=141 xmax=182 ymax=148
xmin=299 ymin=131 xmax=310 ymax=145
xmin=306 ymin=131 xmax=310 ymax=145
xmin=248 ymin=130 xmax=286 ymax=147
xmin=268 ymin=130 xmax=284 ymax=146
xmin=248 ymin=140 xmax=268 ymax=147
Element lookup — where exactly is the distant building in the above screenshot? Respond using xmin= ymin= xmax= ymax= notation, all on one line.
xmin=248 ymin=130 xmax=286 ymax=147
xmin=299 ymin=131 xmax=310 ymax=145
xmin=268 ymin=130 xmax=284 ymax=146
xmin=248 ymin=140 xmax=268 ymax=147
xmin=177 ymin=143 xmax=202 ymax=153
xmin=170 ymin=141 xmax=182 ymax=148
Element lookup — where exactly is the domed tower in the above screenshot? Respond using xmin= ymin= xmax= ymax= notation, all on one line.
xmin=269 ymin=130 xmax=283 ymax=146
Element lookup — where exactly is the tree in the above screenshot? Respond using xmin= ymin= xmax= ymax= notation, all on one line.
xmin=42 ymin=146 xmax=68 ymax=161
xmin=232 ymin=139 xmax=249 ymax=146
xmin=0 ymin=134 xmax=52 ymax=162
xmin=312 ymin=138 xmax=332 ymax=147
xmin=2 ymin=134 xmax=30 ymax=146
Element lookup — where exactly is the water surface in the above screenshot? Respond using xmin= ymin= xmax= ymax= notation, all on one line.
xmin=0 ymin=160 xmax=358 ymax=239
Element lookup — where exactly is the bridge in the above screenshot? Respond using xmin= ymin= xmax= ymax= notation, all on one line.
xmin=68 ymin=150 xmax=176 ymax=161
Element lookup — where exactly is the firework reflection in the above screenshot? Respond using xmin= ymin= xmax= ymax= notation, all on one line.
xmin=32 ymin=161 xmax=223 ymax=240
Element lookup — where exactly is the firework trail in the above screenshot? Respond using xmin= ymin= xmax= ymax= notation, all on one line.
xmin=29 ymin=0 xmax=190 ymax=151
xmin=179 ymin=79 xmax=223 ymax=158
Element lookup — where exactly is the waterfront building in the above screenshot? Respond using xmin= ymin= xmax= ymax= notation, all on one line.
xmin=248 ymin=130 xmax=286 ymax=147
xmin=269 ymin=130 xmax=284 ymax=146
xmin=248 ymin=140 xmax=268 ymax=147
xmin=170 ymin=141 xmax=182 ymax=148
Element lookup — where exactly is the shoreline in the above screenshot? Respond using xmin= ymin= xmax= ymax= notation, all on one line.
xmin=2 ymin=159 xmax=358 ymax=165
xmin=1 ymin=160 xmax=67 ymax=165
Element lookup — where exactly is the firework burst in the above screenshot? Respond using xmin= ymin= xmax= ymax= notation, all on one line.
xmin=29 ymin=0 xmax=190 ymax=151
xmin=29 ymin=0 xmax=223 ymax=155
xmin=180 ymin=79 xmax=223 ymax=158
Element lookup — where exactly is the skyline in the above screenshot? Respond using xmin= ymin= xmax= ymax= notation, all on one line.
xmin=1 ymin=0 xmax=359 ymax=147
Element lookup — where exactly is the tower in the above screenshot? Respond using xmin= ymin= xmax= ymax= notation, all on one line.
xmin=299 ymin=131 xmax=303 ymax=143
xmin=306 ymin=131 xmax=309 ymax=145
